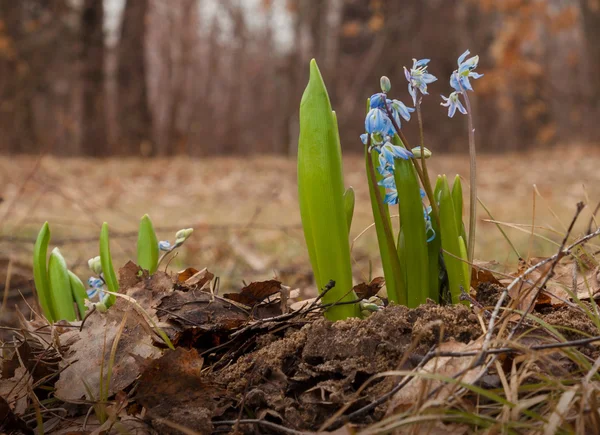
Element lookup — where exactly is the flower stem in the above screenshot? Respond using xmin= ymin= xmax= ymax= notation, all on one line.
xmin=415 ymin=98 xmax=438 ymax=220
xmin=461 ymin=90 xmax=477 ymax=265
xmin=383 ymin=103 xmax=439 ymax=223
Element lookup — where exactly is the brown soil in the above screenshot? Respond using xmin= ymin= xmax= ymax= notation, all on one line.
xmin=210 ymin=303 xmax=481 ymax=432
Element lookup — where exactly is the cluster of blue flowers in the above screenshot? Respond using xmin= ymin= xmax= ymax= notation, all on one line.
xmin=360 ymin=59 xmax=437 ymax=242
xmin=441 ymin=50 xmax=484 ymax=117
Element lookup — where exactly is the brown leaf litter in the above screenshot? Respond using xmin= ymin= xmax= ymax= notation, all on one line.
xmin=3 ymin=257 xmax=600 ymax=434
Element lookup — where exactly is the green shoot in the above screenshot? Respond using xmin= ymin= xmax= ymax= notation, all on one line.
xmin=137 ymin=214 xmax=159 ymax=274
xmin=99 ymin=222 xmax=119 ymax=309
xmin=33 ymin=222 xmax=55 ymax=322
xmin=298 ymin=59 xmax=360 ymax=320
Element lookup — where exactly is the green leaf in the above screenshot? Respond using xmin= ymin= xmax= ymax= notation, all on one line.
xmin=451 ymin=175 xmax=464 ymax=237
xmin=366 ymin=143 xmax=406 ymax=305
xmin=68 ymin=270 xmax=88 ymax=320
xmin=298 ymin=59 xmax=359 ymax=320
xmin=137 ymin=214 xmax=159 ymax=274
xmin=458 ymin=236 xmax=470 ymax=293
xmin=343 ymin=187 xmax=355 ymax=234
xmin=393 ymin=154 xmax=429 ymax=307
xmin=438 ymin=176 xmax=469 ymax=304
xmin=427 ymin=205 xmax=442 ymax=303
xmin=48 ymin=248 xmax=76 ymax=321
xmin=100 ymin=222 xmax=119 ymax=309
xmin=33 ymin=222 xmax=55 ymax=322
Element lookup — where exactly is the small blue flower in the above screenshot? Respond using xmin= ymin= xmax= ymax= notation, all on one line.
xmin=369 ymin=93 xmax=387 ymax=109
xmin=378 ymin=175 xmax=396 ymax=189
xmin=404 ymin=58 xmax=438 ymax=104
xmin=377 ymin=142 xmax=413 ymax=175
xmin=87 ymin=276 xmax=106 ymax=301
xmin=384 ymin=189 xmax=398 ymax=205
xmin=365 ymin=108 xmax=392 ymax=135
xmin=386 ymin=99 xmax=415 ymax=130
xmin=88 ymin=277 xmax=104 ymax=288
xmin=380 ymin=142 xmax=413 ymax=166
xmin=441 ymin=92 xmax=467 ymax=117
xmin=451 ymin=50 xmax=484 ymax=92
xmin=158 ymin=240 xmax=172 ymax=251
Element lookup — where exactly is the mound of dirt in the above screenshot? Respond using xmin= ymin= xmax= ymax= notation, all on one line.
xmin=210 ymin=303 xmax=480 ymax=431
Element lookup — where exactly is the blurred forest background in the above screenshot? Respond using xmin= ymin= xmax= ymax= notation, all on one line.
xmin=0 ymin=0 xmax=598 ymax=157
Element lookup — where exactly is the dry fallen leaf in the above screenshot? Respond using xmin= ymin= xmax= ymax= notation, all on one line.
xmin=224 ymin=279 xmax=282 ymax=307
xmin=353 ymin=277 xmax=385 ymax=300
xmin=136 ymin=347 xmax=228 ymax=434
xmin=177 ymin=267 xmax=199 ymax=282
xmin=183 ymin=267 xmax=214 ymax=289
xmin=0 ymin=367 xmax=32 ymax=415
xmin=471 ymin=260 xmax=502 ymax=288
xmin=55 ymin=302 xmax=163 ymax=402
xmin=388 ymin=338 xmax=485 ymax=414
xmin=507 ymin=255 xmax=600 ymax=311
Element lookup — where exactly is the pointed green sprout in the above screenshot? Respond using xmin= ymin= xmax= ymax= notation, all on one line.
xmin=99 ymin=222 xmax=119 ymax=309
xmin=343 ymin=187 xmax=355 ymax=233
xmin=33 ymin=222 xmax=55 ymax=321
xmin=438 ymin=175 xmax=469 ymax=304
xmin=298 ymin=59 xmax=360 ymax=320
xmin=48 ymin=248 xmax=77 ymax=321
xmin=69 ymin=270 xmax=88 ymax=319
xmin=393 ymin=136 xmax=429 ymax=307
xmin=458 ymin=236 xmax=471 ymax=292
xmin=137 ymin=214 xmax=159 ymax=274
xmin=452 ymin=175 xmax=467 ymax=242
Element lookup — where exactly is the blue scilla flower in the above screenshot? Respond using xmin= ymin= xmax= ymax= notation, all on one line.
xmin=158 ymin=240 xmax=172 ymax=251
xmin=441 ymin=91 xmax=467 ymax=118
xmin=386 ymin=98 xmax=415 ymax=130
xmin=378 ymin=142 xmax=413 ymax=173
xmin=424 ymin=206 xmax=435 ymax=242
xmin=87 ymin=276 xmax=106 ymax=301
xmin=404 ymin=58 xmax=438 ymax=104
xmin=378 ymin=175 xmax=398 ymax=205
xmin=365 ymin=108 xmax=393 ymax=135
xmin=370 ymin=93 xmax=387 ymax=109
xmin=451 ymin=50 xmax=484 ymax=92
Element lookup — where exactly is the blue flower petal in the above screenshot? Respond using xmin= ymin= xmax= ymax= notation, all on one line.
xmin=413 ymin=58 xmax=431 ymax=68
xmin=378 ymin=176 xmax=396 ymax=189
xmin=370 ymin=93 xmax=386 ymax=109
xmin=384 ymin=191 xmax=399 ymax=205
xmin=422 ymin=73 xmax=438 ymax=84
xmin=457 ymin=50 xmax=470 ymax=66
xmin=365 ymin=108 xmax=392 ymax=135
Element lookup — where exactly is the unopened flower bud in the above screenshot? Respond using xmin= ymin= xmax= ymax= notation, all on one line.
xmin=174 ymin=228 xmax=193 ymax=246
xmin=158 ymin=240 xmax=172 ymax=252
xmin=380 ymin=76 xmax=391 ymax=93
xmin=88 ymin=256 xmax=102 ymax=275
xmin=411 ymin=146 xmax=432 ymax=159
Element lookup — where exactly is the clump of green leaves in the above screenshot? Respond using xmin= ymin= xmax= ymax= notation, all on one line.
xmin=33 ymin=222 xmax=88 ymax=322
xmin=34 ymin=216 xmax=196 ymax=321
xmin=298 ymin=53 xmax=482 ymax=318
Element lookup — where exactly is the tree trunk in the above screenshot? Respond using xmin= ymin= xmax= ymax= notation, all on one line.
xmin=117 ymin=0 xmax=154 ymax=155
xmin=80 ymin=0 xmax=108 ymax=156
